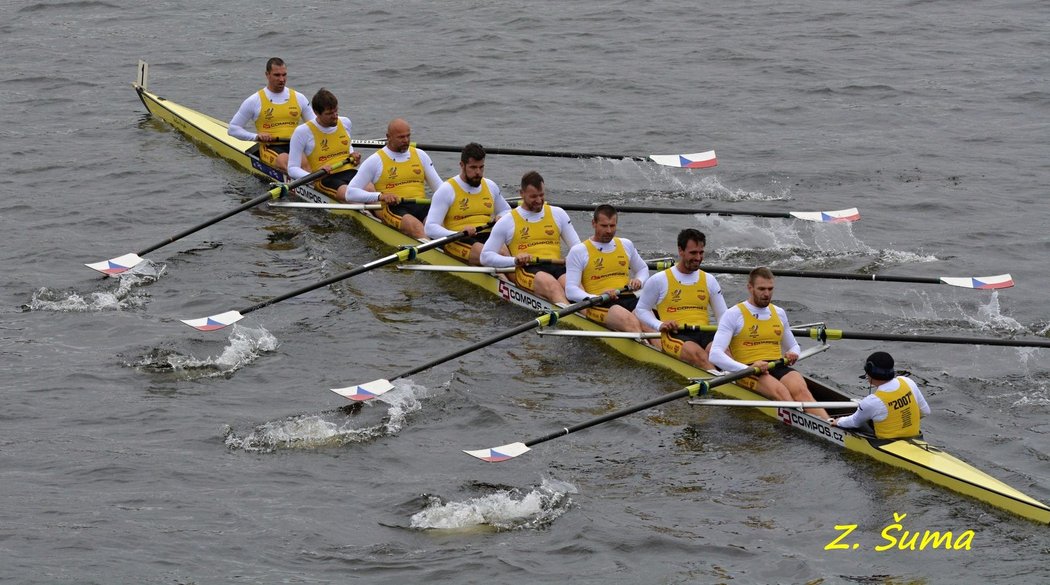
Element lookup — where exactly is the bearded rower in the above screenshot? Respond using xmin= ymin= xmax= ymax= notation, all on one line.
xmin=424 ymin=143 xmax=512 ymax=265
xmin=343 ymin=118 xmax=441 ymax=239
xmin=480 ymin=171 xmax=581 ymax=305
xmin=709 ymin=266 xmax=830 ymax=420
xmin=227 ymin=57 xmax=315 ymax=174
xmin=565 ymin=204 xmax=651 ymax=336
xmin=635 ymin=228 xmax=727 ymax=368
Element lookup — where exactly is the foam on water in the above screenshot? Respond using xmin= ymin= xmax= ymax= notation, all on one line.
xmin=24 ymin=263 xmax=165 ymax=313
xmin=131 ymin=324 xmax=279 ymax=380
xmin=409 ymin=478 xmax=577 ymax=531
xmin=224 ymin=380 xmax=427 ymax=453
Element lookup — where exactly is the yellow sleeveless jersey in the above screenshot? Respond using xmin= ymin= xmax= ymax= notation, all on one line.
xmin=655 ymin=268 xmax=712 ymax=326
xmin=304 ymin=119 xmax=353 ymax=172
xmin=728 ymin=302 xmax=784 ymax=363
xmin=509 ymin=204 xmax=561 ymax=258
xmin=580 ymin=238 xmax=630 ymax=295
xmin=872 ymin=377 xmax=922 ymax=438
xmin=257 ymin=88 xmax=302 ymax=140
xmin=443 ymin=178 xmax=495 ymax=231
xmin=375 ymin=147 xmax=427 ymax=199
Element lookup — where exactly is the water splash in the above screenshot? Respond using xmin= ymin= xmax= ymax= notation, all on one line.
xmin=224 ymin=381 xmax=426 ymax=453
xmin=409 ymin=478 xmax=577 ymax=531
xmin=24 ymin=264 xmax=164 ymax=312
xmin=131 ymin=325 xmax=279 ymax=379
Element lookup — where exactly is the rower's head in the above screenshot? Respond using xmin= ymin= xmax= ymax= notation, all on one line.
xmin=676 ymin=228 xmax=706 ymax=273
xmin=860 ymin=351 xmax=896 ymax=383
xmin=386 ymin=118 xmax=412 ymax=153
xmin=265 ymin=57 xmax=287 ymax=93
xmin=592 ymin=205 xmax=618 ymax=244
xmin=747 ymin=266 xmax=776 ymax=308
xmin=519 ymin=171 xmax=546 ymax=212
xmin=311 ymin=88 xmax=339 ymax=127
xmin=459 ymin=142 xmax=486 ymax=188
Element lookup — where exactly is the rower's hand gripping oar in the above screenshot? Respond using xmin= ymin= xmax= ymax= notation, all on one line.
xmin=332 ymin=288 xmax=630 ymax=401
xmin=179 ymin=223 xmax=489 ymax=332
xmin=85 ymin=158 xmax=353 ymax=276
xmin=350 ymin=139 xmax=717 ymax=169
xmin=463 ymin=358 xmax=792 ymax=462
xmin=557 ymin=202 xmax=860 ymax=223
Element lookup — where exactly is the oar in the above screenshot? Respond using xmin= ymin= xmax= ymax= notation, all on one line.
xmin=268 ymin=198 xmax=431 ymax=211
xmin=463 ymin=358 xmax=790 ymax=462
xmin=555 ymin=202 xmax=860 ymax=223
xmin=696 ymin=265 xmax=1013 ymax=290
xmin=350 ymin=139 xmax=716 ymax=169
xmin=798 ymin=327 xmax=1050 ymax=349
xmin=85 ymin=159 xmax=352 ymax=276
xmin=331 ymin=288 xmax=628 ymax=401
xmin=686 ymin=399 xmax=858 ymax=409
xmin=180 ymin=226 xmax=485 ymax=331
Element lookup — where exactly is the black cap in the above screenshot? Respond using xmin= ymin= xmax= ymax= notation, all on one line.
xmin=860 ymin=351 xmax=895 ymax=379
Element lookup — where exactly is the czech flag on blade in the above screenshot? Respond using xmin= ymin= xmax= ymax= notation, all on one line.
xmin=85 ymin=253 xmax=144 ymax=276
xmin=940 ymin=274 xmax=1014 ymax=290
xmin=649 ymin=150 xmax=717 ymax=169
xmin=181 ymin=310 xmax=244 ymax=331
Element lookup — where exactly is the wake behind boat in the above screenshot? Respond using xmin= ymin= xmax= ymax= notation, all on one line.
xmin=130 ymin=63 xmax=1050 ymax=525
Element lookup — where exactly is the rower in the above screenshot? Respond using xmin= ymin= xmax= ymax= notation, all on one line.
xmin=709 ymin=267 xmax=830 ymax=420
xmin=342 ymin=118 xmax=441 ymax=239
xmin=480 ymin=171 xmax=581 ymax=305
xmin=831 ymin=352 xmax=930 ymax=437
xmin=565 ymin=205 xmax=653 ymax=338
xmin=286 ymin=88 xmax=361 ymax=200
xmin=634 ymin=229 xmax=727 ymax=367
xmin=227 ymin=57 xmax=315 ymax=174
xmin=423 ymin=143 xmax=512 ymax=265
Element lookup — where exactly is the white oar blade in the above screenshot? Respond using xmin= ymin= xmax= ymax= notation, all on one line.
xmin=939 ymin=274 xmax=1014 ymax=290
xmin=85 ymin=253 xmax=144 ymax=276
xmin=648 ymin=150 xmax=717 ymax=169
xmin=788 ymin=208 xmax=861 ymax=223
xmin=331 ymin=379 xmax=395 ymax=402
xmin=463 ymin=442 xmax=531 ymax=462
xmin=180 ymin=310 xmax=244 ymax=332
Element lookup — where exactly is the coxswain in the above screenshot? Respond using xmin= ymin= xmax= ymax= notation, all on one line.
xmin=832 ymin=352 xmax=930 ymax=437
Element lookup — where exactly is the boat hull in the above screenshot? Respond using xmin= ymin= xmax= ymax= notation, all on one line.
xmin=132 ymin=81 xmax=1050 ymax=525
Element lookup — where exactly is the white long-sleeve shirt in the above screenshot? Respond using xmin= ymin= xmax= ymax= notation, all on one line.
xmin=228 ymin=88 xmax=314 ymax=141
xmin=424 ymin=177 xmax=512 ymax=239
xmin=480 ymin=206 xmax=580 ymax=268
xmin=564 ymin=238 xmax=649 ymax=302
xmin=286 ymin=117 xmax=355 ymax=180
xmin=633 ymin=267 xmax=727 ymax=331
xmin=342 ymin=147 xmax=442 ymax=203
xmin=709 ymin=301 xmax=801 ymax=372
xmin=835 ymin=377 xmax=931 ymax=429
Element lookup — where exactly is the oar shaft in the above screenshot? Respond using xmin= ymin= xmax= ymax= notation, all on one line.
xmin=523 ymin=363 xmax=769 ymax=449
xmin=556 ymin=202 xmax=792 ymax=219
xmin=393 ymin=291 xmax=619 ymax=380
xmin=800 ymin=328 xmax=1050 ymax=349
xmin=135 ymin=161 xmax=346 ymax=256
xmin=238 ymin=226 xmax=475 ymax=317
xmin=351 ymin=139 xmax=646 ymax=161
xmin=701 ymin=265 xmax=944 ymax=285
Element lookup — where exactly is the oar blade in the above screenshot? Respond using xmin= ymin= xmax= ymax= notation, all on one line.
xmin=648 ymin=150 xmax=717 ymax=169
xmin=788 ymin=208 xmax=861 ymax=223
xmin=180 ymin=310 xmax=244 ymax=332
xmin=463 ymin=442 xmax=531 ymax=462
xmin=85 ymin=253 xmax=145 ymax=276
xmin=939 ymin=274 xmax=1014 ymax=290
xmin=331 ymin=379 xmax=395 ymax=402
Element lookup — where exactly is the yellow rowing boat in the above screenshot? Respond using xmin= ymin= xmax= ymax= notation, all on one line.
xmin=132 ymin=63 xmax=1050 ymax=525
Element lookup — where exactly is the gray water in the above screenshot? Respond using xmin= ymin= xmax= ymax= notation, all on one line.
xmin=3 ymin=0 xmax=1049 ymax=583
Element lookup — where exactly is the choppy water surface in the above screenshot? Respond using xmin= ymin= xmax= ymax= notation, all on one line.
xmin=3 ymin=0 xmax=1049 ymax=583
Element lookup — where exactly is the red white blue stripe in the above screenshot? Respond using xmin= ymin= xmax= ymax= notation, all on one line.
xmin=649 ymin=150 xmax=717 ymax=169
xmin=181 ymin=310 xmax=244 ymax=331
xmin=85 ymin=253 xmax=144 ymax=276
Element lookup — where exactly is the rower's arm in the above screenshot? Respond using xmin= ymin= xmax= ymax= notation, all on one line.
xmin=227 ymin=94 xmax=260 ymax=141
xmin=479 ymin=216 xmax=516 ymax=268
